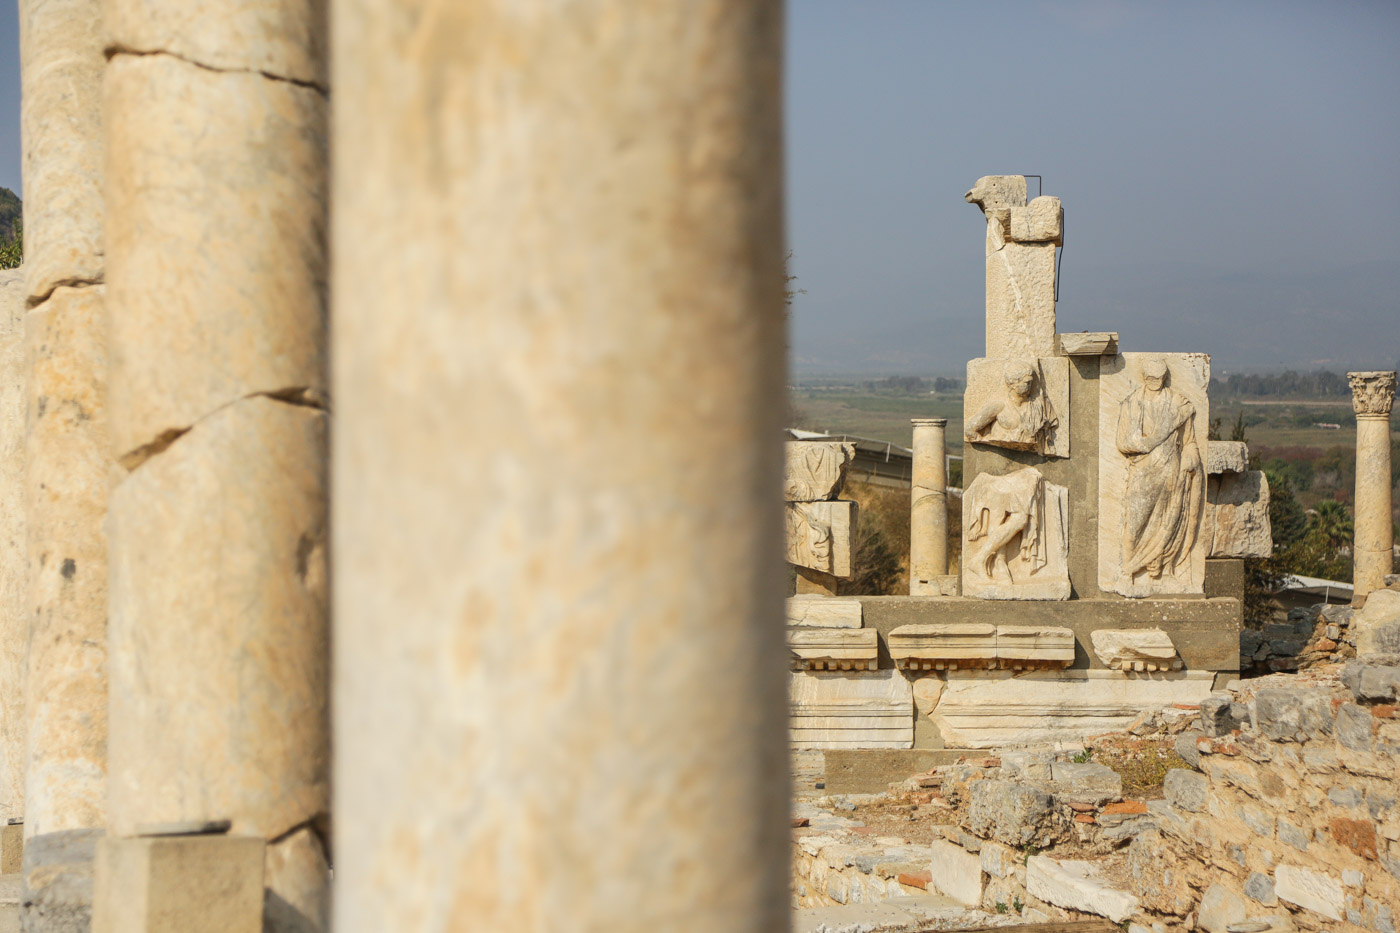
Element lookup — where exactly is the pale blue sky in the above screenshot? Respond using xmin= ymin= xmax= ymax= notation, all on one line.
xmin=3 ymin=2 xmax=1397 ymax=375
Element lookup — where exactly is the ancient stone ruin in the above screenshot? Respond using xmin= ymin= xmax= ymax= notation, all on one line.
xmin=785 ymin=176 xmax=1400 ymax=932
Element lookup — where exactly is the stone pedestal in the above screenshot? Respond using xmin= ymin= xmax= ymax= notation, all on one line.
xmin=98 ymin=2 xmax=331 ymax=928
xmin=18 ymin=1 xmax=110 ymax=926
xmin=1349 ymin=372 xmax=1396 ymax=605
xmin=329 ymin=3 xmax=788 ymax=928
xmin=92 ymin=834 xmax=265 ymax=933
xmin=910 ymin=418 xmax=949 ymax=593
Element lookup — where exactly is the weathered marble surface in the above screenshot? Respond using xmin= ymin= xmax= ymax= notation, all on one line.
xmin=784 ymin=441 xmax=855 ymax=502
xmin=928 ymin=669 xmax=1216 ymax=748
xmin=963 ymin=468 xmax=1070 ymax=600
xmin=997 ymin=625 xmax=1074 ymax=668
xmin=888 ymin=623 xmax=997 ymax=669
xmin=1090 ymin=629 xmax=1181 ymax=672
xmin=1206 ymin=470 xmax=1272 ymax=559
xmin=1008 ymin=196 xmax=1062 ymax=244
xmin=786 ymin=596 xmax=862 ymax=629
xmin=909 ymin=418 xmax=948 ymax=590
xmin=1057 ymin=332 xmax=1118 ymax=356
xmin=787 ymin=628 xmax=878 ymax=671
xmin=966 ymin=176 xmax=1057 ymax=361
xmin=1349 ymin=371 xmax=1396 ymax=604
xmin=1205 ymin=441 xmax=1248 ymax=475
xmin=964 ymin=357 xmax=1068 ymax=458
xmin=790 ymin=670 xmax=914 ymax=749
xmin=786 ymin=500 xmax=857 ymax=578
xmin=0 ymin=270 xmax=24 ymax=824
xmin=1099 ymin=353 xmax=1210 ymax=598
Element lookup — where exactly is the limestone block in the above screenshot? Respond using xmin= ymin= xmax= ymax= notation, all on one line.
xmin=786 ymin=501 xmax=857 ymax=578
xmin=18 ymin=0 xmax=105 ymax=303
xmin=910 ymin=574 xmax=960 ymax=597
xmin=995 ymin=629 xmax=1072 ymax=676
xmin=787 ymin=628 xmax=878 ymax=672
xmin=1090 ymin=628 xmax=1182 ymax=672
xmin=1008 ymin=196 xmax=1062 ymax=244
xmin=911 ymin=676 xmax=943 ymax=715
xmin=1354 ymin=588 xmax=1400 ymax=658
xmin=1057 ymin=332 xmax=1118 ymax=356
xmin=1206 ymin=441 xmax=1249 ymax=475
xmin=105 ymin=54 xmax=327 ymax=459
xmin=107 ymin=397 xmax=328 ymax=843
xmin=784 ymin=441 xmax=855 ymax=501
xmin=1025 ymin=856 xmax=1139 ymax=923
xmin=927 ymin=839 xmax=982 ymax=907
xmin=265 ymin=826 xmax=329 ymax=933
xmin=106 ymin=0 xmax=326 ymax=88
xmin=888 ymin=624 xmax=996 ymax=671
xmin=786 ymin=596 xmax=862 ymax=629
xmin=1207 ymin=470 xmax=1272 ymax=559
xmin=1099 ymin=353 xmax=1210 ymax=597
xmin=789 ymin=670 xmax=914 ymax=749
xmin=929 ymin=669 xmax=1217 ymax=749
xmin=1197 ymin=882 xmax=1248 ymax=933
xmin=25 ymin=286 xmax=110 ymax=837
xmin=963 ymin=469 xmax=1070 ymax=601
xmin=1 ymin=823 xmax=21 ymax=874
xmin=1273 ymin=864 xmax=1344 ymax=921
xmin=964 ymin=357 xmax=1068 ymax=458
xmin=0 ymin=271 xmax=24 ymax=825
xmin=93 ymin=834 xmax=265 ymax=933
xmin=984 ymin=240 xmax=1056 ymax=361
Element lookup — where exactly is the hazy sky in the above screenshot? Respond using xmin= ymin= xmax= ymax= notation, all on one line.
xmin=3 ymin=2 xmax=1397 ymax=376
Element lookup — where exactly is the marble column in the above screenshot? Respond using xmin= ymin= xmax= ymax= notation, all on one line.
xmin=18 ymin=0 xmax=110 ymax=924
xmin=330 ymin=2 xmax=789 ymax=930
xmin=910 ymin=418 xmax=949 ymax=594
xmin=0 ymin=269 xmax=25 ymax=867
xmin=1349 ymin=371 xmax=1396 ymax=606
xmin=96 ymin=2 xmax=330 ymax=929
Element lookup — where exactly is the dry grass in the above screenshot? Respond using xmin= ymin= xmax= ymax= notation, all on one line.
xmin=1083 ymin=736 xmax=1191 ymax=798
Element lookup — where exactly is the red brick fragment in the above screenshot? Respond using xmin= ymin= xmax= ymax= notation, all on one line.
xmin=1314 ymin=638 xmax=1338 ymax=651
xmin=974 ymin=757 xmax=1001 ymax=768
xmin=791 ymin=817 xmax=809 ymax=828
xmin=1218 ymin=742 xmax=1242 ymax=756
xmin=1373 ymin=705 xmax=1397 ymax=719
xmin=1074 ymin=814 xmax=1096 ymax=824
xmin=1330 ymin=818 xmax=1378 ymax=859
xmin=1102 ymin=801 xmax=1148 ymax=815
xmin=1066 ymin=802 xmax=1097 ymax=813
xmin=849 ymin=826 xmax=880 ymax=836
xmin=897 ymin=870 xmax=932 ymax=889
xmin=1171 ymin=704 xmax=1201 ymax=710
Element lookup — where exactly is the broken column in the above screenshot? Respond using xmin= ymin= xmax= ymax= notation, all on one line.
xmin=95 ymin=3 xmax=330 ymax=930
xmin=1349 ymin=371 xmax=1396 ymax=605
xmin=18 ymin=0 xmax=110 ymax=922
xmin=329 ymin=3 xmax=789 ymax=928
xmin=910 ymin=418 xmax=949 ymax=594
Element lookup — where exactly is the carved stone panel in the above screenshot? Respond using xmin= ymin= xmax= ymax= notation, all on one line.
xmin=1099 ymin=353 xmax=1210 ymax=597
xmin=789 ymin=669 xmax=913 ymax=749
xmin=787 ymin=628 xmax=878 ymax=671
xmin=784 ymin=440 xmax=855 ymax=502
xmin=785 ymin=595 xmax=862 ymax=629
xmin=964 ymin=357 xmax=1069 ymax=458
xmin=962 ymin=468 xmax=1070 ymax=601
xmin=1206 ymin=470 xmax=1272 ymax=559
xmin=785 ymin=500 xmax=856 ymax=578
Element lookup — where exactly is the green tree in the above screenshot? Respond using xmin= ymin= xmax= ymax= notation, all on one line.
xmin=0 ymin=217 xmax=20 ymax=271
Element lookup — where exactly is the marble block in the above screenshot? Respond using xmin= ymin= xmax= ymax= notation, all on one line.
xmin=786 ymin=596 xmax=862 ymax=629
xmin=888 ymin=623 xmax=996 ymax=671
xmin=997 ymin=626 xmax=1075 ymax=670
xmin=966 ymin=176 xmax=1056 ymax=361
xmin=1057 ymin=332 xmax=1118 ymax=356
xmin=927 ymin=669 xmax=1216 ymax=748
xmin=1008 ymin=196 xmax=1062 ymax=244
xmin=1206 ymin=470 xmax=1272 ymax=559
xmin=787 ymin=628 xmax=878 ymax=671
xmin=1206 ymin=441 xmax=1248 ymax=475
xmin=1099 ymin=353 xmax=1210 ymax=598
xmin=964 ymin=357 xmax=1069 ymax=458
xmin=786 ymin=500 xmax=857 ymax=578
xmin=1090 ymin=629 xmax=1182 ymax=672
xmin=963 ymin=469 xmax=1070 ymax=601
xmin=789 ymin=669 xmax=913 ymax=749
xmin=784 ymin=441 xmax=855 ymax=502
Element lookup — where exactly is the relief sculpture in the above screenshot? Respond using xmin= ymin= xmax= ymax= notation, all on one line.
xmin=1099 ymin=353 xmax=1209 ymax=597
xmin=962 ymin=467 xmax=1070 ymax=600
xmin=964 ymin=358 xmax=1059 ymax=456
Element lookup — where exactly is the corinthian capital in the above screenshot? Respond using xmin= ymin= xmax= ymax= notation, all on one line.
xmin=1349 ymin=371 xmax=1397 ymax=417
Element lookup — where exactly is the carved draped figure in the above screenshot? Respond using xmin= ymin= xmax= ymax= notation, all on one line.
xmin=1115 ymin=385 xmax=1202 ymax=581
xmin=966 ymin=467 xmax=1051 ymax=573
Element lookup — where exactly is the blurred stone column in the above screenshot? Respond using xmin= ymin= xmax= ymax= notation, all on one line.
xmin=330 ymin=2 xmax=789 ymax=930
xmin=0 ymin=269 xmax=26 ymax=874
xmin=910 ymin=418 xmax=949 ymax=594
xmin=1349 ymin=371 xmax=1396 ymax=606
xmin=95 ymin=2 xmax=330 ymax=930
xmin=18 ymin=0 xmax=110 ymax=925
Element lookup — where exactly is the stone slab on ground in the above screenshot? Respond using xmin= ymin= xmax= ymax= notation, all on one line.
xmin=823 ymin=749 xmax=963 ymax=795
xmin=928 ymin=838 xmax=983 ymax=907
xmin=1026 ymin=855 xmax=1139 ymax=923
xmin=792 ymin=895 xmax=1012 ymax=932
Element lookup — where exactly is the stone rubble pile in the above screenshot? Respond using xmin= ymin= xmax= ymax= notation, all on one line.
xmin=1242 ymin=604 xmax=1358 ymax=675
xmin=793 ymin=591 xmax=1400 ymax=932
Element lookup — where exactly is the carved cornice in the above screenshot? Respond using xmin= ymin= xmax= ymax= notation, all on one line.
xmin=1349 ymin=371 xmax=1397 ymax=417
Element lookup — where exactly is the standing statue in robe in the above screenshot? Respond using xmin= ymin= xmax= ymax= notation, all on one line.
xmin=1115 ymin=357 xmax=1202 ymax=588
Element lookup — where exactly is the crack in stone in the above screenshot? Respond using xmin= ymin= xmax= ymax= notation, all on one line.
xmin=106 ymin=45 xmax=329 ymax=96
xmin=26 ymin=277 xmax=104 ymax=311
